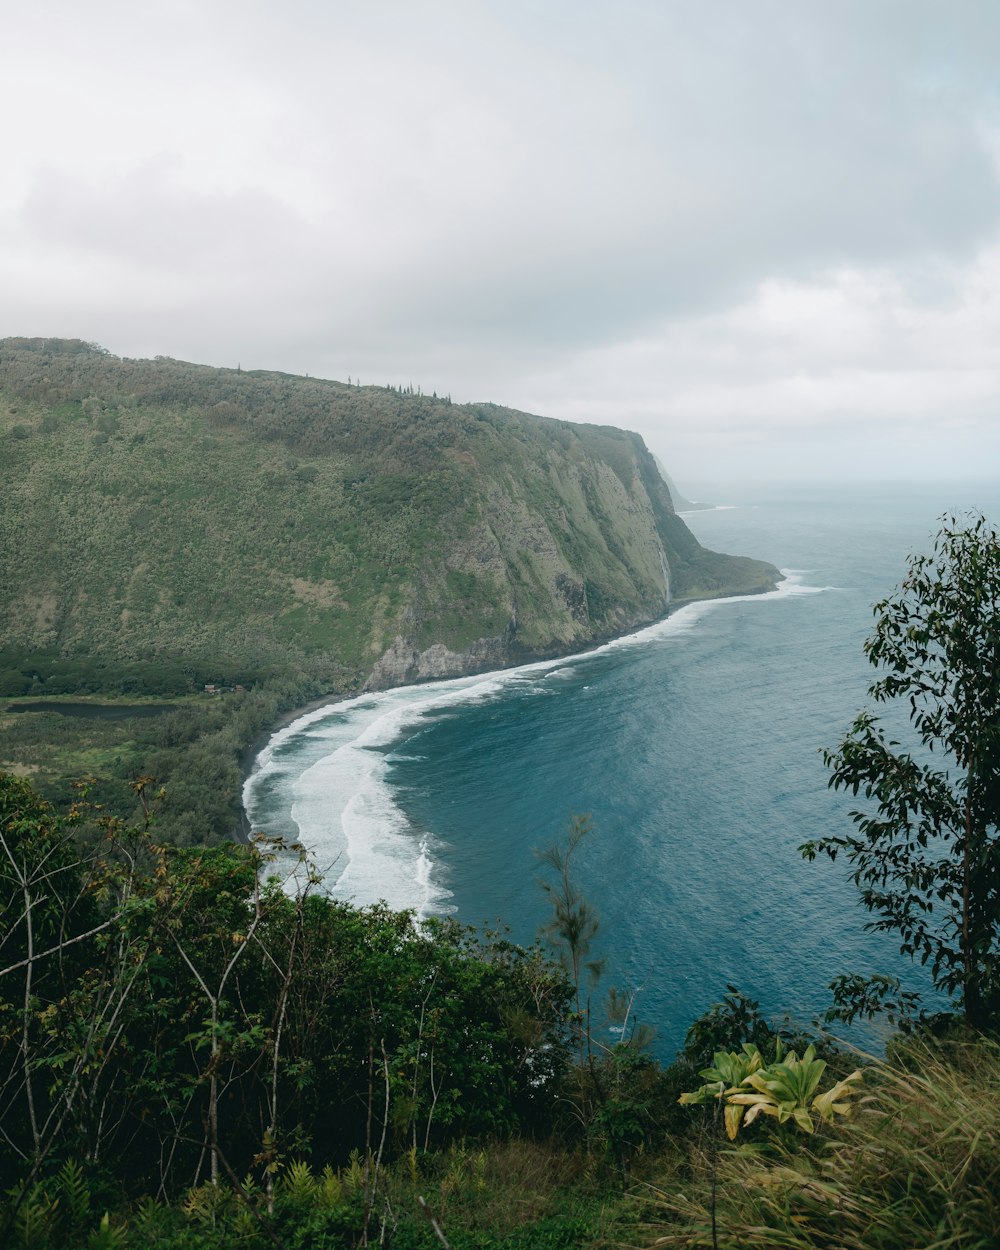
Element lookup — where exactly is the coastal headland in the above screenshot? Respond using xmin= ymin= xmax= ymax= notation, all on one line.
xmin=0 ymin=336 xmax=779 ymax=841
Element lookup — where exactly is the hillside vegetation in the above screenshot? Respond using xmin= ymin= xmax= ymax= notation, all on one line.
xmin=3 ymin=769 xmax=1000 ymax=1250
xmin=0 ymin=338 xmax=777 ymax=695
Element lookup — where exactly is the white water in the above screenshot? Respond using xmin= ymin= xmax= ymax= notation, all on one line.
xmin=243 ymin=570 xmax=822 ymax=917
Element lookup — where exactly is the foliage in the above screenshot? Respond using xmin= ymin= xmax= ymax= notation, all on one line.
xmin=678 ymin=1044 xmax=765 ymax=1142
xmin=679 ymin=1040 xmax=862 ymax=1139
xmin=0 ymin=773 xmax=572 ymax=1237
xmin=0 ymin=337 xmax=778 ymax=703
xmin=648 ymin=1036 xmax=1000 ymax=1249
xmin=0 ymin=671 xmax=327 ymax=842
xmin=536 ymin=818 xmax=662 ymax=1175
xmin=678 ymin=984 xmax=775 ymax=1069
xmin=824 ymin=971 xmax=924 ymax=1029
xmin=802 ymin=514 xmax=1000 ymax=1028
xmin=1 ymin=1139 xmax=629 ymax=1249
xmin=6 ymin=767 xmax=1000 ymax=1247
xmin=536 ymin=816 xmax=605 ymax=1027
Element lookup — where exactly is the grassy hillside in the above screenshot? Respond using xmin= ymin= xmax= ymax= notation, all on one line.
xmin=0 ymin=337 xmax=777 ymax=694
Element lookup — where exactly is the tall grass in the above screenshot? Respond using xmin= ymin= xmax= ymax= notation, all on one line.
xmin=642 ymin=1036 xmax=1000 ymax=1249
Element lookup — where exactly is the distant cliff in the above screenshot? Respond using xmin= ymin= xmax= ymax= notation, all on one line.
xmin=0 ymin=338 xmax=779 ymax=693
xmin=652 ymin=456 xmax=713 ymax=512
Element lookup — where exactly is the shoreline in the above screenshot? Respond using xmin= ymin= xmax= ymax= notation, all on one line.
xmin=239 ymin=688 xmax=354 ymax=782
xmin=238 ymin=570 xmax=784 ymax=833
xmin=237 ymin=687 xmax=358 ymax=841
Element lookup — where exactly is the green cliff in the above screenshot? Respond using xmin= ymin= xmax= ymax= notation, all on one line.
xmin=0 ymin=338 xmax=778 ymax=692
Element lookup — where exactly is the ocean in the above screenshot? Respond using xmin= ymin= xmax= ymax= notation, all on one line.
xmin=244 ymin=481 xmax=999 ymax=1056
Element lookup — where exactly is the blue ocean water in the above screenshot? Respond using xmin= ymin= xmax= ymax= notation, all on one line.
xmin=244 ymin=482 xmax=999 ymax=1055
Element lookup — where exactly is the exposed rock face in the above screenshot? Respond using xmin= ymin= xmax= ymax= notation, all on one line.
xmin=366 ymin=634 xmax=513 ymax=689
xmin=363 ymin=429 xmax=779 ymax=688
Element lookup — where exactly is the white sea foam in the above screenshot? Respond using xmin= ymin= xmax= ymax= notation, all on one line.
xmin=243 ymin=567 xmax=832 ymax=916
xmin=773 ymin=570 xmax=838 ymax=595
xmin=244 ymin=667 xmax=558 ymax=916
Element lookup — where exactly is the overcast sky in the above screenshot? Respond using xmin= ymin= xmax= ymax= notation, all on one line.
xmin=4 ymin=1 xmax=999 ymax=483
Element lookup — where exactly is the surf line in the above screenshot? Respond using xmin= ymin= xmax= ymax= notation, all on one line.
xmin=242 ymin=569 xmax=825 ymax=916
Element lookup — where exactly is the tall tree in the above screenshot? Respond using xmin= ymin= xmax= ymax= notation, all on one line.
xmin=802 ymin=515 xmax=1000 ymax=1027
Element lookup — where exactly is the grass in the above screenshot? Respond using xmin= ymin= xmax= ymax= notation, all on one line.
xmin=639 ymin=1035 xmax=1000 ymax=1249
xmin=0 ymin=700 xmax=180 ymax=793
xmin=6 ymin=1140 xmax=635 ymax=1249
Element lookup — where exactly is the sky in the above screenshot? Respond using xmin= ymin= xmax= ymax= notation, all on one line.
xmin=3 ymin=0 xmax=1000 ymax=484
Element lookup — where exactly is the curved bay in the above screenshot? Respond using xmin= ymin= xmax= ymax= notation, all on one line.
xmin=246 ymin=483 xmax=999 ymax=1053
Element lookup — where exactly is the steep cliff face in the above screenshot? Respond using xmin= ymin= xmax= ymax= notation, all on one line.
xmin=363 ymin=424 xmax=775 ymax=687
xmin=0 ymin=339 xmax=779 ymax=691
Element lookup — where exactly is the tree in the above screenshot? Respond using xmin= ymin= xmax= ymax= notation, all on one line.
xmin=536 ymin=818 xmax=658 ymax=1171
xmin=802 ymin=514 xmax=1000 ymax=1028
xmin=0 ymin=769 xmax=574 ymax=1235
xmin=0 ymin=775 xmax=159 ymax=1238
xmin=537 ymin=817 xmax=603 ymax=1027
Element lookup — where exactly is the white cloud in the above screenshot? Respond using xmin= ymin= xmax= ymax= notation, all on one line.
xmin=511 ymin=248 xmax=1000 ymax=480
xmin=3 ymin=0 xmax=1000 ymax=481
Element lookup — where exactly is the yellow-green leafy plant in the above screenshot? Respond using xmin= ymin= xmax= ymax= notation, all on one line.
xmin=729 ymin=1045 xmax=862 ymax=1135
xmin=680 ymin=1041 xmax=862 ymax=1139
xmin=678 ymin=1043 xmax=766 ymax=1140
